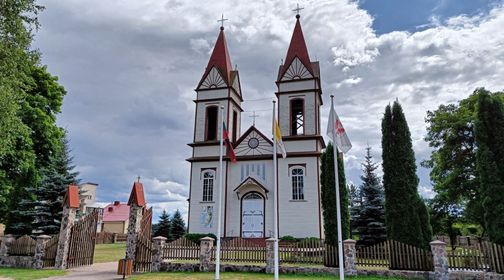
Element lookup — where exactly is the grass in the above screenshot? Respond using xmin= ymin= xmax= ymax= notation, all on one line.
xmin=130 ymin=272 xmax=407 ymax=280
xmin=93 ymin=242 xmax=127 ymax=263
xmin=0 ymin=267 xmax=65 ymax=280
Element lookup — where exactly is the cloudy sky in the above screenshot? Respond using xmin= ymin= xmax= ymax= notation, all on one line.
xmin=33 ymin=0 xmax=504 ymax=222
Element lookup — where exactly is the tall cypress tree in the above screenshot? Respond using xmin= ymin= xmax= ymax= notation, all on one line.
xmin=357 ymin=146 xmax=386 ymax=246
xmin=321 ymin=142 xmax=350 ymax=246
xmin=382 ymin=101 xmax=432 ymax=249
xmin=475 ymin=91 xmax=504 ymax=244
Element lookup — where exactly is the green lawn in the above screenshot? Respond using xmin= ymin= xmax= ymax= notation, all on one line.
xmin=94 ymin=242 xmax=126 ymax=263
xmin=0 ymin=267 xmax=65 ymax=280
xmin=131 ymin=272 xmax=407 ymax=280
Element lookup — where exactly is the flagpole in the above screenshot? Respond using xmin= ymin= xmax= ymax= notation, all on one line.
xmin=214 ymin=105 xmax=225 ymax=280
xmin=272 ymin=100 xmax=279 ymax=280
xmin=330 ymin=95 xmax=345 ymax=280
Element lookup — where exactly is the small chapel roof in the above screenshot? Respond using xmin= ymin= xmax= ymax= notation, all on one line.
xmin=279 ymin=15 xmax=315 ymax=80
xmin=198 ymin=27 xmax=233 ymax=87
xmin=128 ymin=181 xmax=146 ymax=207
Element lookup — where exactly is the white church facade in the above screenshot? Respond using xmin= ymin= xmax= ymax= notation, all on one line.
xmin=187 ymin=14 xmax=326 ymax=238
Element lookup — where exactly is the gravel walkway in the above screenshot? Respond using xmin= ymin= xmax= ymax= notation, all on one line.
xmin=43 ymin=262 xmax=124 ymax=280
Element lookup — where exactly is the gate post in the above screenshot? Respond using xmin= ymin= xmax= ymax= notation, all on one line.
xmin=343 ymin=239 xmax=357 ymax=276
xmin=199 ymin=236 xmax=214 ymax=272
xmin=0 ymin=234 xmax=15 ymax=257
xmin=55 ymin=185 xmax=80 ymax=269
xmin=152 ymin=236 xmax=167 ymax=272
xmin=125 ymin=181 xmax=146 ymax=261
xmin=265 ymin=238 xmax=275 ymax=273
xmin=430 ymin=240 xmax=448 ymax=280
xmin=34 ymin=235 xmax=52 ymax=269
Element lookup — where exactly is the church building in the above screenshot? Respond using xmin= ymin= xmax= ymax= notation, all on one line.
xmin=187 ymin=14 xmax=325 ymax=238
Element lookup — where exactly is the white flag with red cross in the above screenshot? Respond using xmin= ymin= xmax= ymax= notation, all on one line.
xmin=326 ymin=104 xmax=352 ymax=153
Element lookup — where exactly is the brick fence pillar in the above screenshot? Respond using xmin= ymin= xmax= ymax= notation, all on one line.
xmin=430 ymin=240 xmax=449 ymax=280
xmin=152 ymin=236 xmax=167 ymax=272
xmin=0 ymin=234 xmax=15 ymax=257
xmin=125 ymin=203 xmax=143 ymax=261
xmin=265 ymin=238 xmax=275 ymax=274
xmin=33 ymin=235 xmax=52 ymax=269
xmin=55 ymin=205 xmax=77 ymax=269
xmin=343 ymin=239 xmax=357 ymax=275
xmin=199 ymin=236 xmax=214 ymax=272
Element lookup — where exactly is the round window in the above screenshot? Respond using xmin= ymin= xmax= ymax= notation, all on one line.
xmin=248 ymin=137 xmax=260 ymax=149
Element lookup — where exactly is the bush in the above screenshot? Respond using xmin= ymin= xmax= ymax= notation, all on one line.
xmin=184 ymin=233 xmax=217 ymax=244
xmin=299 ymin=237 xmax=321 ymax=248
xmin=280 ymin=235 xmax=297 ymax=242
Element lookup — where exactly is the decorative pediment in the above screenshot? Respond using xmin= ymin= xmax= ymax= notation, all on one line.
xmin=233 ymin=176 xmax=269 ymax=199
xmin=281 ymin=57 xmax=313 ymax=81
xmin=199 ymin=67 xmax=227 ymax=89
xmin=234 ymin=126 xmax=273 ymax=156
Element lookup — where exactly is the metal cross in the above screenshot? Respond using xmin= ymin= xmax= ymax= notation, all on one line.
xmin=137 ymin=176 xmax=141 ymax=183
xmin=292 ymin=3 xmax=304 ymax=15
xmin=217 ymin=14 xmax=228 ymax=28
xmin=249 ymin=111 xmax=259 ymax=126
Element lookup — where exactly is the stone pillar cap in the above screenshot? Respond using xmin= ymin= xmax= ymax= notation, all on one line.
xmin=430 ymin=240 xmax=447 ymax=246
xmin=37 ymin=235 xmax=52 ymax=239
xmin=343 ymin=239 xmax=357 ymax=244
xmin=153 ymin=236 xmax=168 ymax=241
xmin=200 ymin=236 xmax=215 ymax=241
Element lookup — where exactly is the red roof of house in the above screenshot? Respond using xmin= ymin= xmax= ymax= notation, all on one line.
xmin=128 ymin=181 xmax=146 ymax=207
xmin=280 ymin=15 xmax=314 ymax=79
xmin=102 ymin=202 xmax=130 ymax=222
xmin=198 ymin=27 xmax=233 ymax=87
xmin=64 ymin=185 xmax=80 ymax=208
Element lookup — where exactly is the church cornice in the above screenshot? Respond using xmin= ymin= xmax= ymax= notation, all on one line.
xmin=274 ymin=88 xmax=324 ymax=106
xmin=282 ymin=135 xmax=326 ymax=149
xmin=186 ymin=151 xmax=322 ymax=162
xmin=193 ymin=97 xmax=243 ymax=112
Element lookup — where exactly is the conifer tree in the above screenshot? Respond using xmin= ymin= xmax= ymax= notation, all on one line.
xmin=357 ymin=146 xmax=386 ymax=246
xmin=475 ymin=91 xmax=504 ymax=244
xmin=321 ymin=142 xmax=350 ymax=246
xmin=381 ymin=101 xmax=432 ymax=249
xmin=154 ymin=210 xmax=172 ymax=240
xmin=170 ymin=209 xmax=186 ymax=241
xmin=348 ymin=183 xmax=362 ymax=238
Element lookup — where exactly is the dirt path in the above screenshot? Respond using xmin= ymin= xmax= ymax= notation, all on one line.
xmin=43 ymin=262 xmax=123 ymax=280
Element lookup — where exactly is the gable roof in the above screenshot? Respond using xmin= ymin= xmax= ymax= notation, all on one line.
xmin=279 ymin=16 xmax=314 ymax=80
xmin=128 ymin=181 xmax=146 ymax=207
xmin=102 ymin=202 xmax=130 ymax=222
xmin=234 ymin=126 xmax=273 ymax=147
xmin=64 ymin=185 xmax=80 ymax=209
xmin=197 ymin=28 xmax=233 ymax=89
xmin=233 ymin=176 xmax=269 ymax=194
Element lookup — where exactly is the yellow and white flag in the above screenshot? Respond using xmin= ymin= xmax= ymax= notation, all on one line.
xmin=274 ymin=120 xmax=287 ymax=159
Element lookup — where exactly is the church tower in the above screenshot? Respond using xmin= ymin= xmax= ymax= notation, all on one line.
xmin=275 ymin=13 xmax=325 ymax=238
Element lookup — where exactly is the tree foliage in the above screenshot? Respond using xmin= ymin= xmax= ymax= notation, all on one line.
xmin=356 ymin=146 xmax=386 ymax=246
xmin=154 ymin=210 xmax=172 ymax=240
xmin=170 ymin=209 xmax=186 ymax=241
xmin=382 ymin=101 xmax=432 ymax=249
xmin=321 ymin=142 xmax=350 ymax=246
xmin=474 ymin=91 xmax=504 ymax=245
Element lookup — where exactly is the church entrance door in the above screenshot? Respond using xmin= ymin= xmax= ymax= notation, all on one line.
xmin=241 ymin=192 xmax=264 ymax=238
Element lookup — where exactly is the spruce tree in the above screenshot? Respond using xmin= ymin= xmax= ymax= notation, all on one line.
xmin=381 ymin=101 xmax=432 ymax=249
xmin=348 ymin=183 xmax=362 ymax=238
xmin=170 ymin=209 xmax=186 ymax=241
xmin=154 ymin=210 xmax=172 ymax=240
xmin=357 ymin=146 xmax=386 ymax=246
xmin=475 ymin=91 xmax=504 ymax=244
xmin=321 ymin=142 xmax=350 ymax=246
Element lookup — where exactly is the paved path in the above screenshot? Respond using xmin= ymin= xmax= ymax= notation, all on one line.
xmin=43 ymin=262 xmax=123 ymax=280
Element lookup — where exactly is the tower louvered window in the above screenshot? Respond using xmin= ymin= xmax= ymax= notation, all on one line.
xmin=205 ymin=106 xmax=218 ymax=141
xmin=290 ymin=99 xmax=304 ymax=135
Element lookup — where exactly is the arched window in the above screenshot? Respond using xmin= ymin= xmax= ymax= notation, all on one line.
xmin=202 ymin=170 xmax=215 ymax=202
xmin=291 ymin=167 xmax=304 ymax=200
xmin=205 ymin=106 xmax=218 ymax=141
xmin=290 ymin=99 xmax=304 ymax=135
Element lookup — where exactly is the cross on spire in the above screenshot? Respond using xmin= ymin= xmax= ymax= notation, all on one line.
xmin=217 ymin=14 xmax=228 ymax=30
xmin=137 ymin=176 xmax=141 ymax=183
xmin=292 ymin=3 xmax=304 ymax=17
xmin=249 ymin=111 xmax=259 ymax=126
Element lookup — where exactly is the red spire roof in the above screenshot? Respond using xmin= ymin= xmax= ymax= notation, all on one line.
xmin=200 ymin=27 xmax=233 ymax=86
xmin=281 ymin=16 xmax=314 ymax=78
xmin=128 ymin=181 xmax=146 ymax=207
xmin=64 ymin=185 xmax=80 ymax=209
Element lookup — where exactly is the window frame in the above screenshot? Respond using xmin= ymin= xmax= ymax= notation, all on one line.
xmin=205 ymin=105 xmax=219 ymax=141
xmin=202 ymin=169 xmax=216 ymax=202
xmin=289 ymin=165 xmax=305 ymax=200
xmin=290 ymin=98 xmax=305 ymax=136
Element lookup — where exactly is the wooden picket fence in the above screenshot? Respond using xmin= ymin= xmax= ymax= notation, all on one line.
xmin=162 ymin=237 xmax=199 ymax=261
xmin=212 ymin=238 xmax=266 ymax=263
xmin=67 ymin=209 xmax=99 ymax=268
xmin=8 ymin=235 xmax=36 ymax=256
xmin=279 ymin=239 xmax=325 ymax=264
xmin=96 ymin=232 xmax=115 ymax=244
xmin=356 ymin=241 xmax=389 ymax=268
xmin=482 ymin=241 xmax=504 ymax=274
xmin=133 ymin=207 xmax=153 ymax=273
xmin=388 ymin=240 xmax=433 ymax=271
xmin=43 ymin=235 xmax=59 ymax=268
